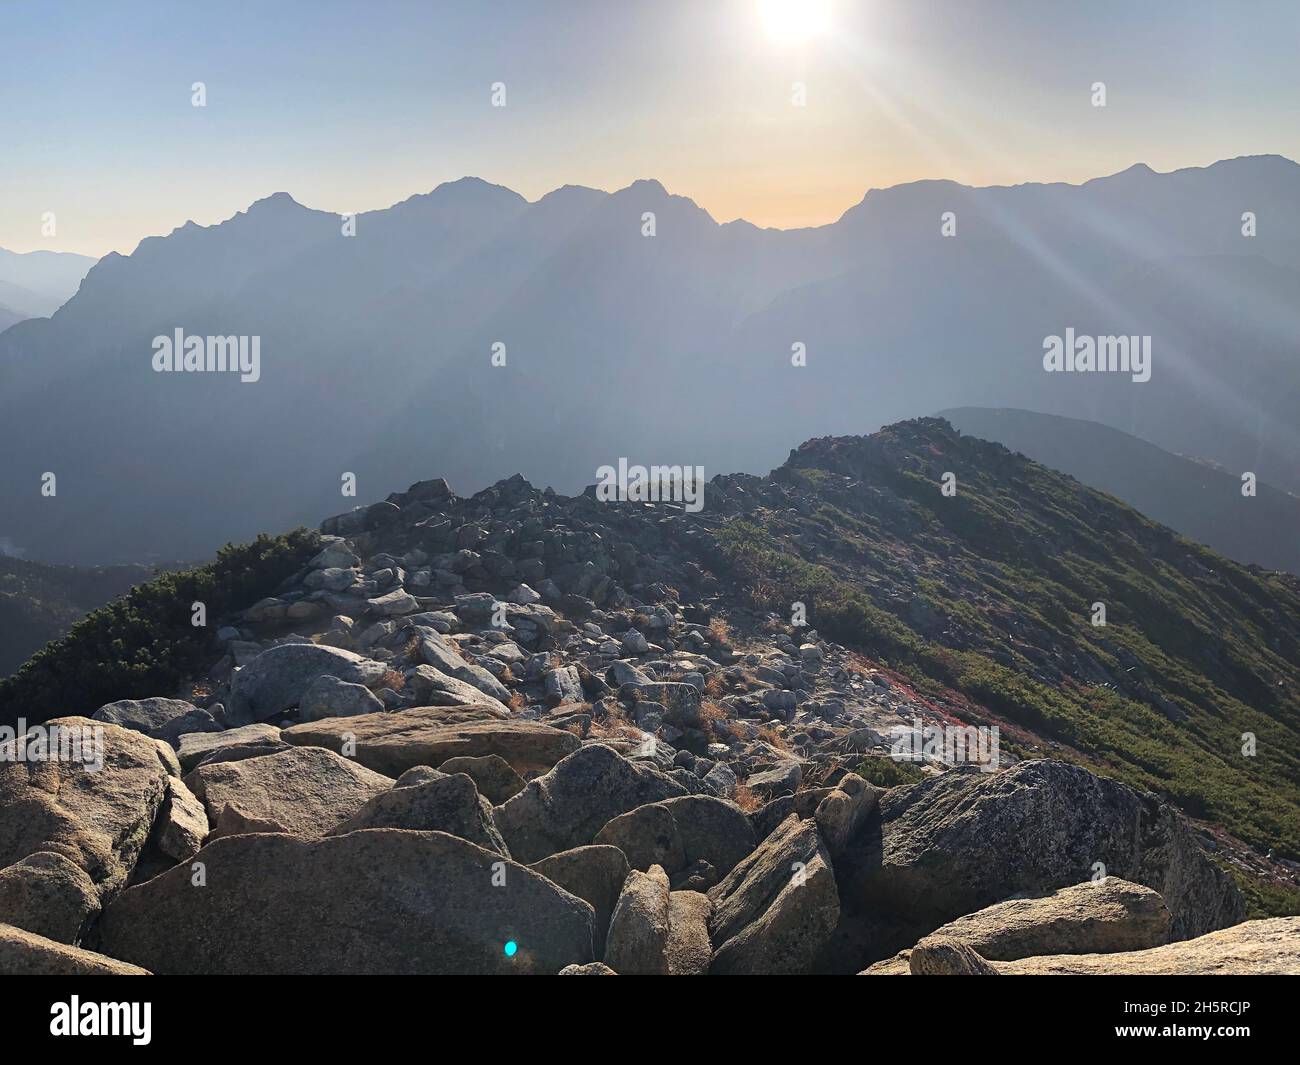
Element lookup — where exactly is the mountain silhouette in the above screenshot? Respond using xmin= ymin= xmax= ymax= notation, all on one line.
xmin=2 ymin=156 xmax=1297 ymax=563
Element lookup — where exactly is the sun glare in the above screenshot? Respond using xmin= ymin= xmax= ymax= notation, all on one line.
xmin=759 ymin=0 xmax=832 ymax=45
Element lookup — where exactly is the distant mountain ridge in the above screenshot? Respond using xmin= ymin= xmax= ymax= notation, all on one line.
xmin=3 ymin=155 xmax=1298 ymax=562
xmin=941 ymin=407 xmax=1300 ymax=575
xmin=0 ymin=247 xmax=97 ymax=326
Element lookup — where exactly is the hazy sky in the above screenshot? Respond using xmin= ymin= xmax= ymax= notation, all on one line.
xmin=3 ymin=0 xmax=1297 ymax=255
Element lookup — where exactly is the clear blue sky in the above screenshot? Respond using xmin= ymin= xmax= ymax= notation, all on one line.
xmin=2 ymin=0 xmax=1297 ymax=254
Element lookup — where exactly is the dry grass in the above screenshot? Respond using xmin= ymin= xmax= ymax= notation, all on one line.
xmin=707 ymin=616 xmax=732 ymax=644
xmin=760 ymin=615 xmax=793 ymax=635
xmin=379 ymin=668 xmax=406 ymax=692
xmin=704 ymin=671 xmax=726 ymax=699
xmin=756 ymin=724 xmax=788 ymax=751
xmin=599 ymin=700 xmax=633 ymax=729
xmin=731 ymin=784 xmax=761 ymax=812
xmin=698 ymin=697 xmax=727 ymax=741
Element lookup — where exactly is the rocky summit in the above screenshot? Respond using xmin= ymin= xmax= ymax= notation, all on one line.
xmin=0 ymin=417 xmax=1296 ymax=975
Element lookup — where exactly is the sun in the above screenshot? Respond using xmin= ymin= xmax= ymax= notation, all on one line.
xmin=759 ymin=0 xmax=832 ymax=45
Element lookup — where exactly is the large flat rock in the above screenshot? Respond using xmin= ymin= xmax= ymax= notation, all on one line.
xmin=861 ymin=878 xmax=1171 ymax=972
xmin=282 ymin=706 xmax=578 ymax=778
xmin=0 ymin=922 xmax=149 ymax=975
xmin=185 ymin=746 xmax=394 ymax=839
xmin=994 ymin=917 xmax=1300 ymax=974
xmin=96 ymin=829 xmax=595 ymax=974
xmin=894 ymin=918 xmax=1300 ymax=975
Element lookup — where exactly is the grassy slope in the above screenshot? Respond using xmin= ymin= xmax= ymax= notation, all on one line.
xmin=713 ymin=418 xmax=1300 ymax=910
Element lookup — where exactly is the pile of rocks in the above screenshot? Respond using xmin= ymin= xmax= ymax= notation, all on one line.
xmin=0 ymin=472 xmax=1284 ymax=974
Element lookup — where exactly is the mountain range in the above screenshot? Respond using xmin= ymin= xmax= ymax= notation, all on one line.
xmin=2 ymin=155 xmax=1298 ymax=564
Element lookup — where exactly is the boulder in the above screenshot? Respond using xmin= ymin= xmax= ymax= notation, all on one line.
xmin=298 ymin=674 xmax=385 ymax=722
xmin=310 ymin=542 xmax=360 ymax=569
xmin=0 ymin=923 xmax=149 ymax=975
xmin=995 ymin=917 xmax=1300 ymax=975
xmin=154 ymin=776 xmax=209 ymax=861
xmin=413 ymin=628 xmax=512 ymax=704
xmin=176 ymin=723 xmax=282 ymax=771
xmin=227 ymin=644 xmax=387 ymax=725
xmin=404 ymin=665 xmax=509 ymax=714
xmin=924 ymin=878 xmax=1171 ymax=960
xmin=305 ymin=566 xmax=359 ymax=592
xmin=909 ymin=936 xmax=1001 ymax=975
xmin=93 ymin=698 xmax=219 ymax=746
xmin=0 ymin=717 xmax=174 ymax=904
xmin=545 ymin=666 xmax=584 ymax=706
xmin=875 ymin=917 xmax=1300 ymax=976
xmin=596 ymin=803 xmax=682 ymax=872
xmin=594 ymin=795 xmax=755 ymax=878
xmin=367 ymin=588 xmax=419 ymax=616
xmin=437 ymin=754 xmax=526 ymax=805
xmin=843 ymin=761 xmax=1244 ymax=941
xmin=666 ymin=890 xmax=712 ymax=976
xmin=707 ymin=814 xmax=839 ymax=975
xmin=529 ymin=846 xmax=629 ymax=959
xmin=746 ymin=760 xmax=802 ymax=798
xmin=96 ymin=830 xmax=595 ymax=974
xmin=607 ymin=661 xmax=653 ymax=689
xmin=327 ymin=772 xmax=508 ymax=855
xmin=0 ymin=852 xmax=98 ymax=944
xmin=857 ymin=951 xmax=913 ymax=975
xmin=750 ymin=788 xmax=833 ymax=840
xmin=558 ymin=961 xmax=617 ymax=975
xmin=495 ymin=744 xmax=688 ymax=863
xmin=283 ymin=707 xmax=577 ymax=778
xmin=813 ymin=772 xmax=880 ymax=856
xmin=185 ymin=746 xmax=393 ymax=839
xmin=604 ymin=865 xmax=671 ymax=975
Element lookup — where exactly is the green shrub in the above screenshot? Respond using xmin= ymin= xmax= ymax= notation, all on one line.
xmin=0 ymin=528 xmax=318 ymax=726
xmin=855 ymin=755 xmax=928 ymax=788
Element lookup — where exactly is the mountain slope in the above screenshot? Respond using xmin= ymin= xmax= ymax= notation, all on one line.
xmin=940 ymin=407 xmax=1300 ymax=575
xmin=709 ymin=420 xmax=1300 ymax=865
xmin=2 ymin=156 xmax=1298 ymax=563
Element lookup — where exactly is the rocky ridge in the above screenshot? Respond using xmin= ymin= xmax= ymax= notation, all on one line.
xmin=0 ymin=419 xmax=1295 ymax=974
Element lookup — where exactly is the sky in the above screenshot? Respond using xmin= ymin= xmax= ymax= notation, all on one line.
xmin=2 ymin=0 xmax=1298 ymax=256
